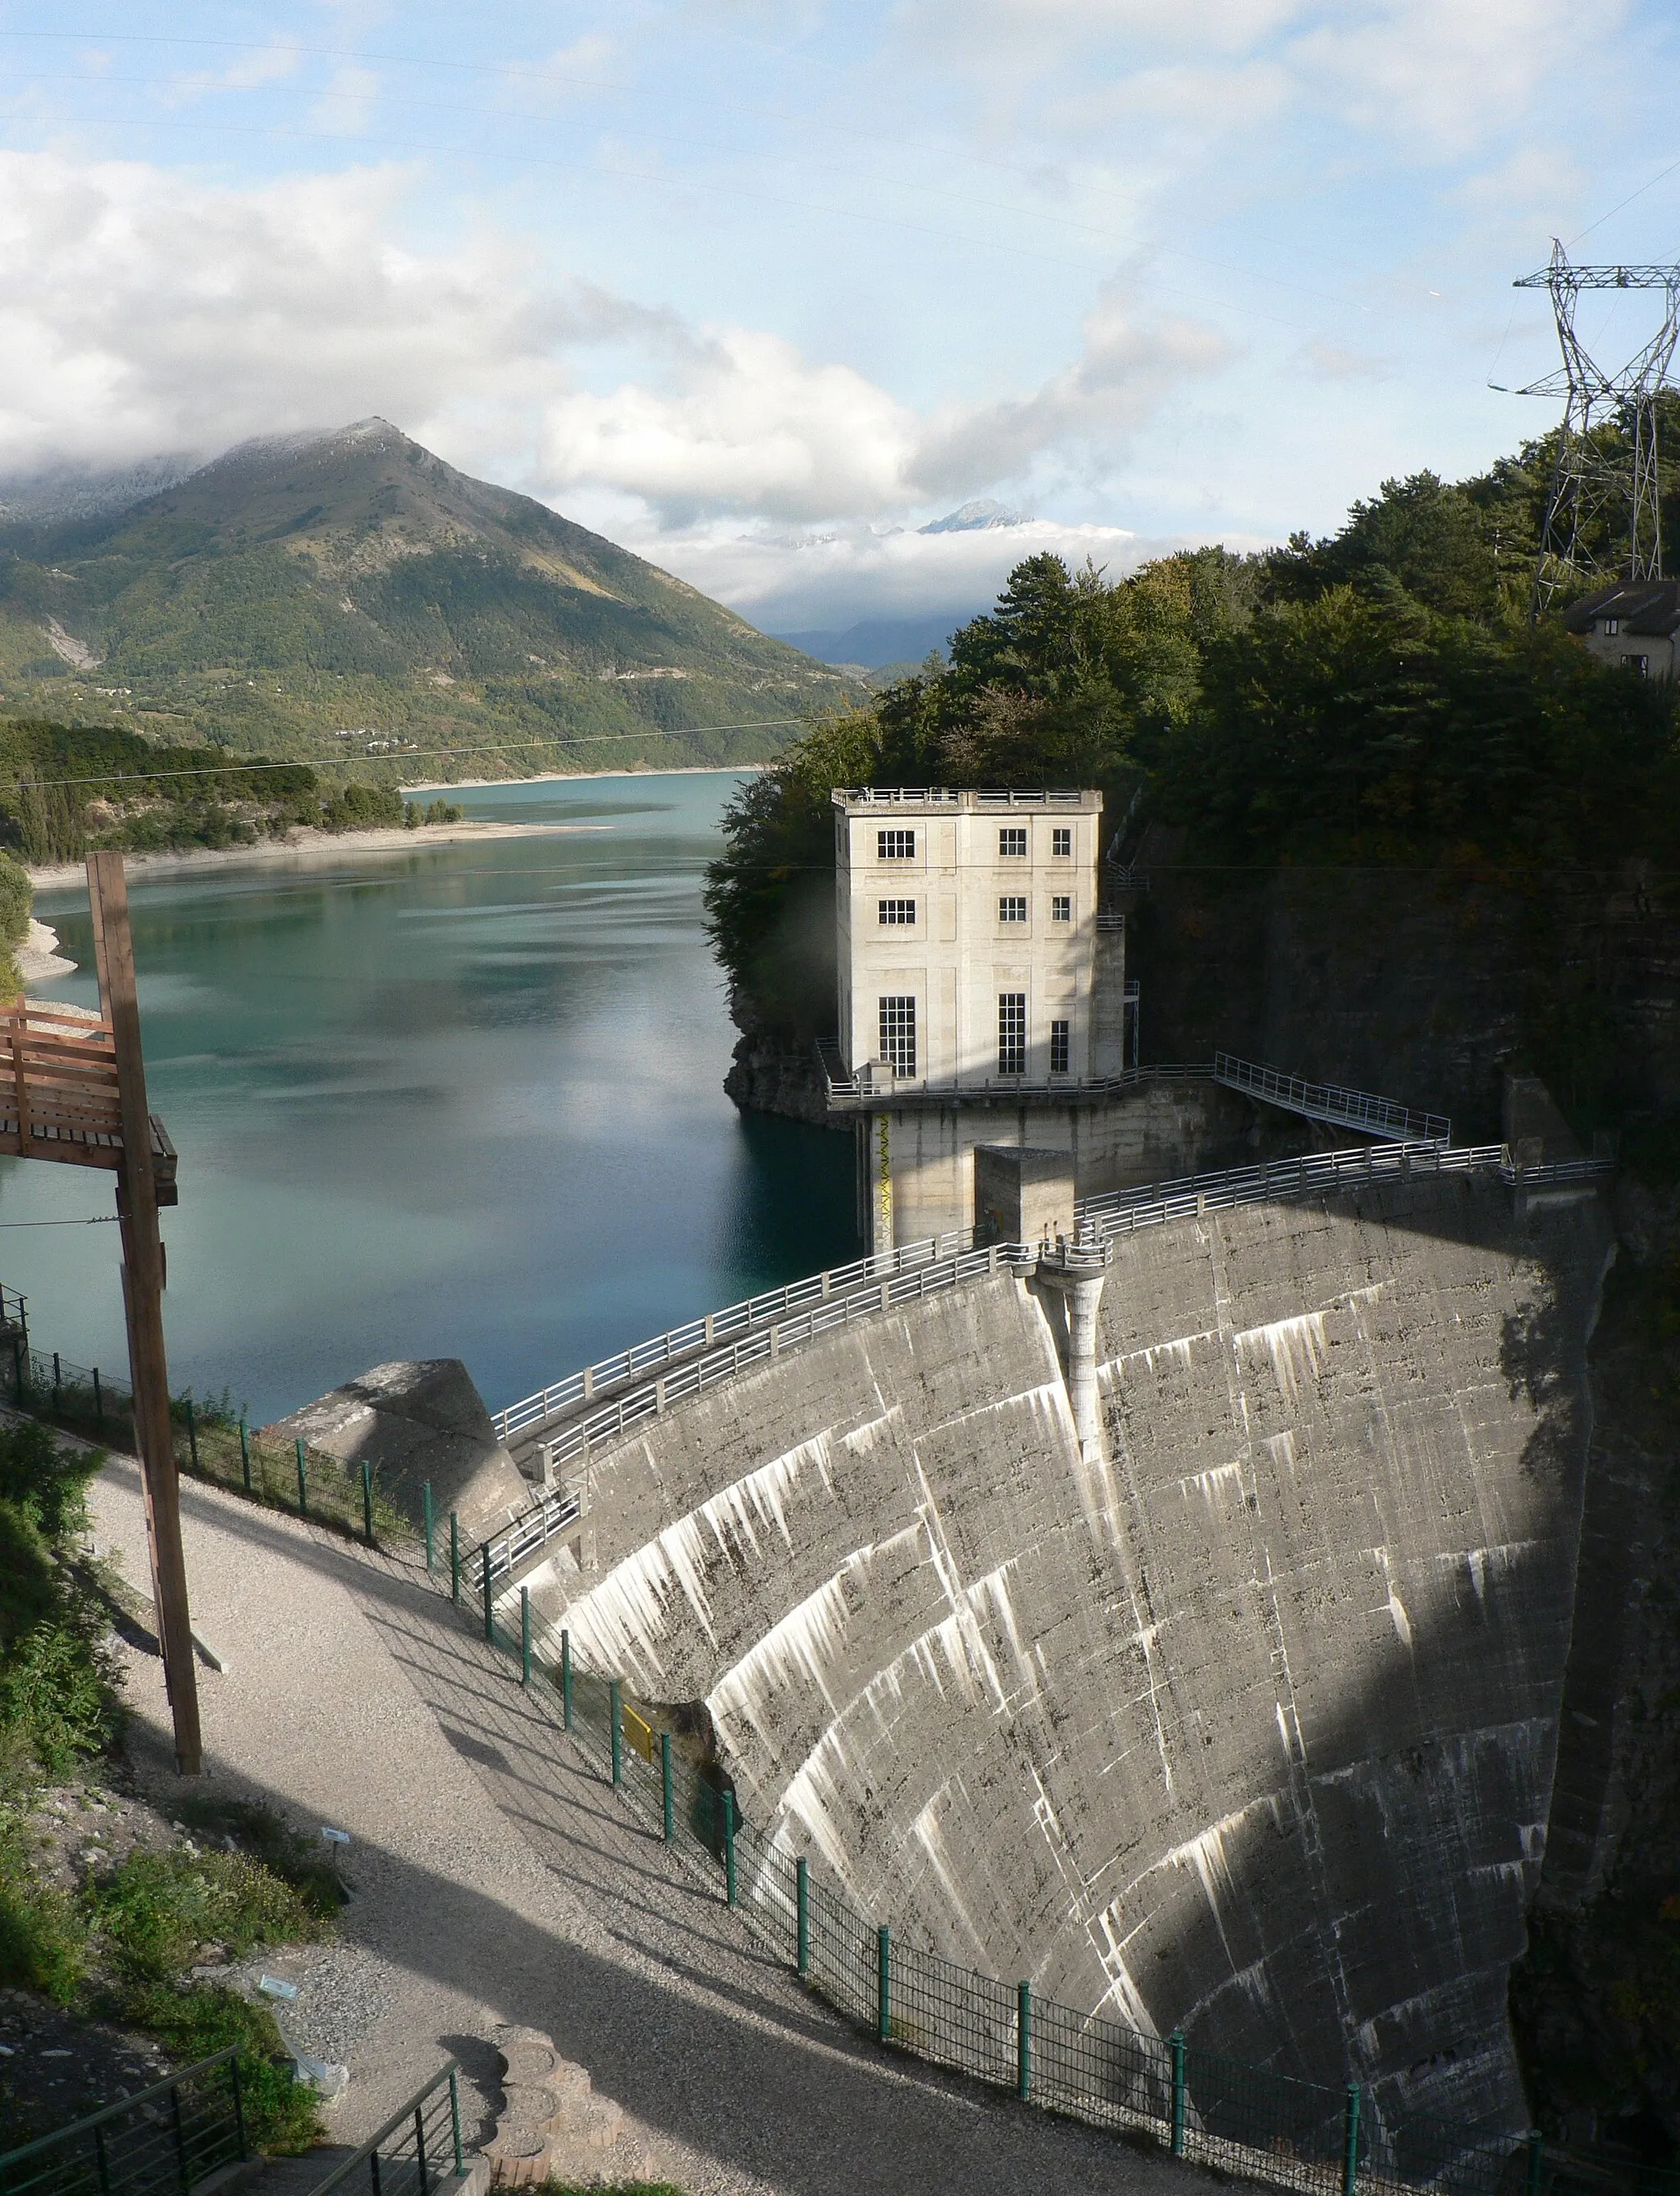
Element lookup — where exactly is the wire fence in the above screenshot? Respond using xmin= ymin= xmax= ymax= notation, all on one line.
xmin=0 ymin=1331 xmax=404 ymax=1550
xmin=0 ymin=2048 xmax=245 ymax=2196
xmin=462 ymin=1569 xmax=1678 ymax=2196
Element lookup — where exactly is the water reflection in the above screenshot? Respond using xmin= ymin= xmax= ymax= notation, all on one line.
xmin=10 ymin=773 xmax=856 ymax=1421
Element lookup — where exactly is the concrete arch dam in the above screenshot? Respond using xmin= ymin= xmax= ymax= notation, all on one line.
xmin=520 ymin=1173 xmax=1613 ymax=2132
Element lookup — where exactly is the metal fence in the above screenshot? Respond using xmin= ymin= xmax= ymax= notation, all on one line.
xmin=479 ymin=1135 xmax=1614 ymax=1588
xmin=464 ymin=1588 xmax=1675 ymax=2196
xmin=0 ymin=1335 xmax=396 ymax=1550
xmin=0 ymin=2049 xmax=245 ymax=2196
xmin=293 ymin=2064 xmax=462 ymax=2196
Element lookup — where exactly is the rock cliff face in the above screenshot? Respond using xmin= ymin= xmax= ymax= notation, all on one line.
xmin=1129 ymin=857 xmax=1680 ymax=1139
xmin=524 ymin=1176 xmax=1612 ymax=2132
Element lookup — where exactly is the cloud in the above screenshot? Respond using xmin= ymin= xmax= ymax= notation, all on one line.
xmin=1299 ymin=340 xmax=1393 ymax=381
xmin=308 ymin=65 xmax=380 ymax=136
xmin=0 ymin=146 xmax=1230 ymax=590
xmin=167 ymin=44 xmax=303 ymax=102
xmin=1288 ymin=0 xmax=1626 ymax=154
xmin=911 ymin=280 xmax=1233 ymax=497
xmin=635 ymin=509 xmax=1274 ymax=631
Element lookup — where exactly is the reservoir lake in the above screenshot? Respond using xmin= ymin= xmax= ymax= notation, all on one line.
xmin=12 ymin=771 xmax=858 ymax=1424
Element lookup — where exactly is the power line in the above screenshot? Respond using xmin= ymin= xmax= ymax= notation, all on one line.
xmin=11 ymin=722 xmax=813 ymax=792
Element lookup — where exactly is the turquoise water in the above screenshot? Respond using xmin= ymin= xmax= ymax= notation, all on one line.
xmin=12 ymin=773 xmax=857 ymax=1423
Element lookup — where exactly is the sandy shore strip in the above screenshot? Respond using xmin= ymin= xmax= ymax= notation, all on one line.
xmin=17 ymin=916 xmax=75 ymax=979
xmin=24 ymin=817 xmax=608 ymax=893
xmin=400 ymin=762 xmax=764 ymax=793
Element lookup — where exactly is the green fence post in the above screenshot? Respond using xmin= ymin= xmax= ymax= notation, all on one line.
xmin=724 ymin=1790 xmax=737 ymax=1906
xmin=294 ymin=1437 xmax=308 ymax=1518
xmin=1017 ymin=1979 xmax=1031 ymax=2100
xmin=796 ymin=1856 xmax=810 ymax=1979
xmin=1526 ymin=2131 xmax=1544 ymax=2196
xmin=481 ymin=1545 xmax=493 ymax=1644
xmin=170 ymin=2077 xmax=189 ymax=2196
xmin=422 ymin=1482 xmax=434 ymax=1571
xmin=185 ymin=1395 xmax=199 ymax=1470
xmin=94 ymin=2125 xmax=111 ymax=2196
xmin=361 ymin=1458 xmax=375 ymax=1546
xmin=877 ymin=1924 xmax=891 ymax=2044
xmin=561 ymin=1629 xmax=573 ymax=1728
xmin=1342 ymin=2084 xmax=1361 ymax=2196
xmin=660 ymin=1730 xmax=674 ymax=1841
xmin=51 ymin=1350 xmax=60 ymax=1408
xmin=609 ymin=1679 xmax=623 ymax=1785
xmin=450 ymin=1513 xmax=460 ymax=1604
xmin=520 ymin=1587 xmax=532 ymax=1686
xmin=11 ymin=1334 xmax=23 ymax=1403
xmin=1170 ymin=2030 xmax=1186 ymax=2157
xmin=93 ymin=1366 xmax=103 ymax=1427
xmin=448 ymin=2068 xmax=463 ymax=2177
xmin=230 ymin=2056 xmax=247 ymax=2160
xmin=238 ymin=1418 xmax=252 ymax=1493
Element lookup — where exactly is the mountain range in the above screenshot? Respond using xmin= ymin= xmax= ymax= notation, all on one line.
xmin=0 ymin=421 xmax=859 ymax=775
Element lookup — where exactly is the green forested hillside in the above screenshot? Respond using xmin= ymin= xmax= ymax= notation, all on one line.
xmin=0 ymin=419 xmax=857 ymax=776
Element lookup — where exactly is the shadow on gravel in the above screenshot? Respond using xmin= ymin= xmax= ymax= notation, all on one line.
xmin=114 ymin=1471 xmax=1177 ymax=2196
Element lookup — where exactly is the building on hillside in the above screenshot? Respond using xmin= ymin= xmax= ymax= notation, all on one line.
xmin=1562 ymin=579 xmax=1680 ymax=677
xmin=833 ymin=786 xmax=1125 ymax=1091
xmin=828 ymin=787 xmax=1163 ymax=1250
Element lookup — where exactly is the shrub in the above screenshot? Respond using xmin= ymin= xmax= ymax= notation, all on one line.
xmin=89 ymin=1847 xmax=328 ymax=1985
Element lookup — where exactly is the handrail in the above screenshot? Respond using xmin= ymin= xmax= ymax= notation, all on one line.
xmin=0 ymin=2052 xmax=240 ymax=2171
xmin=491 ymin=1226 xmax=980 ymax=1441
xmin=294 ymin=2062 xmax=461 ymax=2196
xmin=483 ymin=1135 xmax=1614 ymax=1584
xmin=1213 ymin=1052 xmax=1449 ymax=1144
xmin=0 ymin=2048 xmax=244 ymax=2196
xmin=832 ymin=787 xmax=1090 ymax=807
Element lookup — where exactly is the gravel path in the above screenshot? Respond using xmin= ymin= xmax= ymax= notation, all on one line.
xmin=92 ymin=1454 xmax=1188 ymax=2196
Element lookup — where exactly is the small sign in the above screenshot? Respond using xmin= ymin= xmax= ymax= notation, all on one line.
xmin=320 ymin=1827 xmax=351 ymax=1846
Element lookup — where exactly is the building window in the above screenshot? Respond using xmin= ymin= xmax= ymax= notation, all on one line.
xmin=879 ymin=996 xmax=916 ymax=1077
xmin=1052 ymin=827 xmax=1072 ymax=856
xmin=998 ymin=826 xmax=1028 ymax=857
xmin=878 ymin=898 xmax=916 ymax=925
xmin=878 ymin=829 xmax=915 ymax=860
xmin=999 ymin=895 xmax=1028 ymax=923
xmin=1631 ymin=655 xmax=1650 ymax=675
xmin=1602 ymin=618 xmax=1620 ymax=635
xmin=1049 ymin=1019 xmax=1071 ymax=1074
xmin=998 ymin=993 xmax=1026 ymax=1076
xmin=1051 ymin=894 xmax=1071 ymax=922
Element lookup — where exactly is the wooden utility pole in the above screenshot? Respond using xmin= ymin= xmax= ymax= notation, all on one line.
xmin=87 ymin=852 xmax=201 ymax=1774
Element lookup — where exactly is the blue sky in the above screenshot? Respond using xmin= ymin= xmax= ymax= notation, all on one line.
xmin=0 ymin=0 xmax=1675 ymax=632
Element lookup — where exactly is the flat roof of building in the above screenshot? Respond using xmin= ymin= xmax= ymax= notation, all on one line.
xmin=832 ymin=787 xmax=1101 ymax=811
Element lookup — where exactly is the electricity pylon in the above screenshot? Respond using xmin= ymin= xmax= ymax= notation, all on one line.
xmin=1513 ymin=240 xmax=1680 ymax=619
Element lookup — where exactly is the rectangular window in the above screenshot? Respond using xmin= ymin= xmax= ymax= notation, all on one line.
xmin=879 ymin=996 xmax=916 ymax=1077
xmin=1049 ymin=1019 xmax=1071 ymax=1074
xmin=878 ymin=829 xmax=915 ymax=860
xmin=998 ymin=826 xmax=1028 ymax=857
xmin=1052 ymin=827 xmax=1072 ymax=856
xmin=998 ymin=993 xmax=1026 ymax=1076
xmin=878 ymin=898 xmax=916 ymax=925
xmin=1051 ymin=894 xmax=1072 ymax=922
xmin=1602 ymin=618 xmax=1620 ymax=635
xmin=998 ymin=895 xmax=1028 ymax=923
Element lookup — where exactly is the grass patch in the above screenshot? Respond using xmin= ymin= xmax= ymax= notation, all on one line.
xmin=89 ymin=1847 xmax=331 ymax=1984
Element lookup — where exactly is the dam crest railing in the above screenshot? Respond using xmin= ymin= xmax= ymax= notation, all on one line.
xmin=484 ymin=1135 xmax=1611 ymax=1589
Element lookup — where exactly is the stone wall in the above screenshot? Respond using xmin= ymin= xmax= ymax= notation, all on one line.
xmin=523 ymin=1176 xmax=1613 ymax=2134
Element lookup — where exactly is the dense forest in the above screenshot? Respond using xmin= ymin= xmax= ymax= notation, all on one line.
xmin=0 ymin=720 xmax=453 ymax=869
xmin=704 ymin=438 xmax=1680 ymax=1118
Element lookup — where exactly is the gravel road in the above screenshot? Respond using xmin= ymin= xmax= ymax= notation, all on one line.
xmin=91 ymin=1453 xmax=1190 ymax=2196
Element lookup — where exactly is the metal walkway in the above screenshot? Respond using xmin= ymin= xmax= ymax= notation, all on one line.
xmin=1212 ymin=1052 xmax=1449 ymax=1144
